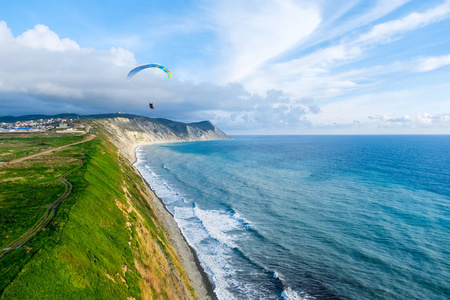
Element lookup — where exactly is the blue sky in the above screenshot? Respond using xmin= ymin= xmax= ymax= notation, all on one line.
xmin=1 ymin=0 xmax=449 ymax=134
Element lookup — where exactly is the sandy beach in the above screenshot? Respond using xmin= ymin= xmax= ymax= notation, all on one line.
xmin=132 ymin=151 xmax=217 ymax=300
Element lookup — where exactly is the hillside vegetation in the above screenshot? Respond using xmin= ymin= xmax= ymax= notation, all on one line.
xmin=0 ymin=124 xmax=198 ymax=299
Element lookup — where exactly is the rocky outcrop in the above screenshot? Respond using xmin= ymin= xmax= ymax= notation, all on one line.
xmin=97 ymin=116 xmax=230 ymax=163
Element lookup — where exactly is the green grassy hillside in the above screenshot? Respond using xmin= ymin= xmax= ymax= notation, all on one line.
xmin=0 ymin=126 xmax=196 ymax=299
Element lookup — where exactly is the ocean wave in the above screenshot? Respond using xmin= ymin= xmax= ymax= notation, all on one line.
xmin=136 ymin=156 xmax=242 ymax=299
xmin=271 ymin=271 xmax=315 ymax=300
xmin=140 ymin=164 xmax=186 ymax=206
xmin=281 ymin=287 xmax=315 ymax=300
xmin=194 ymin=206 xmax=250 ymax=249
xmin=173 ymin=206 xmax=242 ymax=300
xmin=135 ymin=145 xmax=315 ymax=300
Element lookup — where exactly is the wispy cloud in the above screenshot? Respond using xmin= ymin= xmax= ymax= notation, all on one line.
xmin=240 ymin=0 xmax=450 ymax=101
xmin=367 ymin=112 xmax=450 ymax=129
xmin=211 ymin=0 xmax=321 ymax=82
xmin=415 ymin=54 xmax=450 ymax=72
xmin=356 ymin=0 xmax=450 ymax=45
xmin=298 ymin=0 xmax=411 ymax=51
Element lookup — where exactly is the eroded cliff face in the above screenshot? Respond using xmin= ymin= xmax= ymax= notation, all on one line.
xmin=96 ymin=117 xmax=230 ymax=163
xmin=95 ymin=116 xmax=225 ymax=299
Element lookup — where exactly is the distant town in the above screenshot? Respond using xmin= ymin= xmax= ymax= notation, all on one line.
xmin=0 ymin=117 xmax=87 ymax=133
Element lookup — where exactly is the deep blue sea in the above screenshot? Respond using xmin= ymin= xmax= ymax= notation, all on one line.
xmin=134 ymin=135 xmax=450 ymax=300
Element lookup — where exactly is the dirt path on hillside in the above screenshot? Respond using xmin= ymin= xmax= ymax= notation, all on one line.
xmin=0 ymin=134 xmax=95 ymax=257
xmin=0 ymin=178 xmax=73 ymax=258
xmin=0 ymin=134 xmax=96 ymax=168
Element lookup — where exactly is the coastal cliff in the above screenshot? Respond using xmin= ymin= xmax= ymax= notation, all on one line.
xmin=95 ymin=116 xmax=229 ymax=299
xmin=96 ymin=116 xmax=230 ymax=163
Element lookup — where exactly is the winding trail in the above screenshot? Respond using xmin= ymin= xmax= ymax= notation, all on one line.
xmin=0 ymin=133 xmax=95 ymax=257
xmin=0 ymin=179 xmax=72 ymax=258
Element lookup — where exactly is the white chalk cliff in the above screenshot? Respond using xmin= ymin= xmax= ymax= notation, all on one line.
xmin=97 ymin=116 xmax=230 ymax=163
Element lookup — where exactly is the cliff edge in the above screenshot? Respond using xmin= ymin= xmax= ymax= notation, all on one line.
xmin=94 ymin=115 xmax=228 ymax=299
xmin=96 ymin=116 xmax=230 ymax=164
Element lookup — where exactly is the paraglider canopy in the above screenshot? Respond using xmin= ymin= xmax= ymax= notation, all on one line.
xmin=127 ymin=64 xmax=171 ymax=80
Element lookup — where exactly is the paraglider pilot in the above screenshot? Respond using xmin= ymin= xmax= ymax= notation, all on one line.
xmin=149 ymin=103 xmax=155 ymax=109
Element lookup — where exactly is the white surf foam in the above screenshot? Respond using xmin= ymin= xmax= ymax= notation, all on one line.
xmin=275 ymin=272 xmax=315 ymax=300
xmin=173 ymin=206 xmax=241 ymax=299
xmin=135 ymin=152 xmax=240 ymax=299
xmin=193 ymin=206 xmax=249 ymax=248
xmin=281 ymin=287 xmax=315 ymax=300
xmin=134 ymin=147 xmax=273 ymax=300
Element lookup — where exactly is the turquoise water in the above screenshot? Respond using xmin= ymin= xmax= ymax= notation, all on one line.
xmin=134 ymin=136 xmax=450 ymax=299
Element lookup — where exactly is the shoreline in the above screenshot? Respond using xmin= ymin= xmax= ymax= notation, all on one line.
xmin=132 ymin=147 xmax=217 ymax=300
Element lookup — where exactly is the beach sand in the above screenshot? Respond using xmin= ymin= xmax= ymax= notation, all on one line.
xmin=133 ymin=160 xmax=217 ymax=300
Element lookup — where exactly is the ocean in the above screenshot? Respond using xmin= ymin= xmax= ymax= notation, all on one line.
xmin=134 ymin=135 xmax=450 ymax=300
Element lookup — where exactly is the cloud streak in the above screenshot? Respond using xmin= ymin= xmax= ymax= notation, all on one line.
xmin=416 ymin=54 xmax=450 ymax=72
xmin=239 ymin=0 xmax=450 ymax=102
xmin=356 ymin=0 xmax=450 ymax=45
xmin=211 ymin=0 xmax=321 ymax=82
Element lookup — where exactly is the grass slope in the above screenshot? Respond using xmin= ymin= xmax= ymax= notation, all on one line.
xmin=0 ymin=127 xmax=196 ymax=299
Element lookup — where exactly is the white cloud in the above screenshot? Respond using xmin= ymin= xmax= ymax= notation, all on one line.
xmin=417 ymin=112 xmax=432 ymax=124
xmin=240 ymin=1 xmax=450 ymax=100
xmin=303 ymin=0 xmax=411 ymax=50
xmin=33 ymin=82 xmax=84 ymax=98
xmin=200 ymin=91 xmax=313 ymax=133
xmin=416 ymin=54 xmax=450 ymax=72
xmin=305 ymin=112 xmax=450 ymax=134
xmin=16 ymin=24 xmax=80 ymax=52
xmin=356 ymin=0 xmax=450 ymax=45
xmin=104 ymin=47 xmax=136 ymax=67
xmin=0 ymin=22 xmax=138 ymax=108
xmin=368 ymin=112 xmax=450 ymax=127
xmin=0 ymin=21 xmax=14 ymax=44
xmin=213 ymin=0 xmax=321 ymax=82
xmin=244 ymin=44 xmax=362 ymax=96
xmin=0 ymin=21 xmax=317 ymax=132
